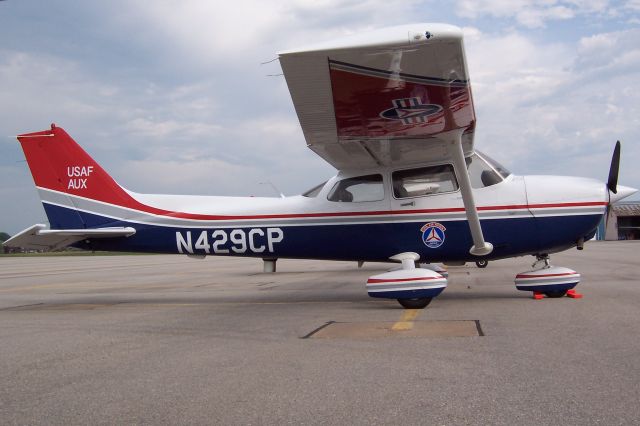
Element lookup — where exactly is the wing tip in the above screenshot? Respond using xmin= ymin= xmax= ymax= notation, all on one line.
xmin=278 ymin=23 xmax=463 ymax=56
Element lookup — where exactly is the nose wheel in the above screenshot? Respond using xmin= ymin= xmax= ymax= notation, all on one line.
xmin=543 ymin=290 xmax=568 ymax=298
xmin=397 ymin=297 xmax=433 ymax=309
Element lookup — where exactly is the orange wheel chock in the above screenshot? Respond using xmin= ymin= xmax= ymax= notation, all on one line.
xmin=566 ymin=289 xmax=583 ymax=299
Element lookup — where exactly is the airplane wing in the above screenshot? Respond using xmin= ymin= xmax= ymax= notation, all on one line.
xmin=278 ymin=23 xmax=474 ymax=170
xmin=3 ymin=224 xmax=136 ymax=251
xmin=280 ymin=24 xmax=493 ymax=256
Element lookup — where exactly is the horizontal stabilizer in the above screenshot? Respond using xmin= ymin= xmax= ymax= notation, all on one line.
xmin=3 ymin=224 xmax=136 ymax=251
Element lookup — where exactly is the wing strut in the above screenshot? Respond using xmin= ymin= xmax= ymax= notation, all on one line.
xmin=447 ymin=129 xmax=493 ymax=256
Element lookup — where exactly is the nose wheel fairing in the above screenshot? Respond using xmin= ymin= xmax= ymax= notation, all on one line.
xmin=514 ymin=255 xmax=580 ymax=297
xmin=515 ymin=266 xmax=580 ymax=294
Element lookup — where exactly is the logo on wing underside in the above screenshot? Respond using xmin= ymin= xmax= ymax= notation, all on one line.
xmin=380 ymin=97 xmax=442 ymax=125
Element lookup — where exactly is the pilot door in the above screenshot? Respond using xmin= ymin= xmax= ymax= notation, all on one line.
xmin=389 ymin=156 xmax=533 ymax=259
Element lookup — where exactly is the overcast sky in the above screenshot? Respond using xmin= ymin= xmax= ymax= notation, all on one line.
xmin=1 ymin=0 xmax=639 ymax=234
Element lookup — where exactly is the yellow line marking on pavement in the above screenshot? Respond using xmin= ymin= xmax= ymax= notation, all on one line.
xmin=391 ymin=309 xmax=421 ymax=331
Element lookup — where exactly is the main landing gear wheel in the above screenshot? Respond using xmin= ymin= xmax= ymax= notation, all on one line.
xmin=475 ymin=260 xmax=488 ymax=268
xmin=544 ymin=290 xmax=567 ymax=298
xmin=397 ymin=297 xmax=432 ymax=309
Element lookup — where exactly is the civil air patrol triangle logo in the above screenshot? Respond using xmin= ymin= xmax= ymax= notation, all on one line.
xmin=380 ymin=97 xmax=442 ymax=125
xmin=421 ymin=222 xmax=446 ymax=248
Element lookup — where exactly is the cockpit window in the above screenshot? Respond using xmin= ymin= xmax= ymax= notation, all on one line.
xmin=302 ymin=181 xmax=326 ymax=197
xmin=327 ymin=174 xmax=384 ymax=202
xmin=477 ymin=151 xmax=511 ymax=179
xmin=466 ymin=154 xmax=500 ymax=188
xmin=392 ymin=165 xmax=458 ymax=198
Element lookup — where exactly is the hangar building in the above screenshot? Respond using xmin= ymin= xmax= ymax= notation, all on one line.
xmin=597 ymin=201 xmax=640 ymax=240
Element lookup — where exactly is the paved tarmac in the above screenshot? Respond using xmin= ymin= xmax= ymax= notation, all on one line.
xmin=1 ymin=242 xmax=639 ymax=425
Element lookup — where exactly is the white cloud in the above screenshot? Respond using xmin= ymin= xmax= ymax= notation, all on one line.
xmin=111 ymin=0 xmax=424 ymax=68
xmin=625 ymin=0 xmax=640 ymax=11
xmin=464 ymin=27 xmax=640 ymax=186
xmin=576 ymin=28 xmax=640 ymax=74
xmin=566 ymin=0 xmax=610 ymax=13
xmin=0 ymin=51 xmax=118 ymax=131
xmin=516 ymin=5 xmax=575 ymax=28
xmin=455 ymin=0 xmax=615 ymax=28
xmin=119 ymin=158 xmax=259 ymax=195
xmin=125 ymin=118 xmax=222 ymax=140
xmin=115 ymin=112 xmax=333 ymax=197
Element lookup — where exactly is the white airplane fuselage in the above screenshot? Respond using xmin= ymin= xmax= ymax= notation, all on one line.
xmin=44 ymin=163 xmax=616 ymax=262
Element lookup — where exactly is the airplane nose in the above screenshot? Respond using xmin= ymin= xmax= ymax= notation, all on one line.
xmin=609 ymin=185 xmax=638 ymax=204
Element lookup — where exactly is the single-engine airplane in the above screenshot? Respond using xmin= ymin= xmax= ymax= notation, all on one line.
xmin=6 ymin=23 xmax=637 ymax=308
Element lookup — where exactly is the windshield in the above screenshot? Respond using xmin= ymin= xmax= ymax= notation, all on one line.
xmin=476 ymin=151 xmax=511 ymax=178
xmin=466 ymin=154 xmax=503 ymax=188
xmin=302 ymin=181 xmax=327 ymax=197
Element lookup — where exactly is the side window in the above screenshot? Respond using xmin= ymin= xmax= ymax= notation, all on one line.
xmin=392 ymin=165 xmax=458 ymax=198
xmin=327 ymin=174 xmax=384 ymax=202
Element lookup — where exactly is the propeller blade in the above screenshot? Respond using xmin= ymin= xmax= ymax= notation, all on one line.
xmin=607 ymin=141 xmax=621 ymax=194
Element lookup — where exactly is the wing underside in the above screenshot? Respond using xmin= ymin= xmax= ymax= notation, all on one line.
xmin=279 ymin=23 xmax=475 ymax=170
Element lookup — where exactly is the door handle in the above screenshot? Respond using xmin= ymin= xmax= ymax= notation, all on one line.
xmin=401 ymin=201 xmax=415 ymax=207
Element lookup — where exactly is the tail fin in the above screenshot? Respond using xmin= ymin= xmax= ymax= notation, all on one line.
xmin=17 ymin=124 xmax=135 ymax=229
